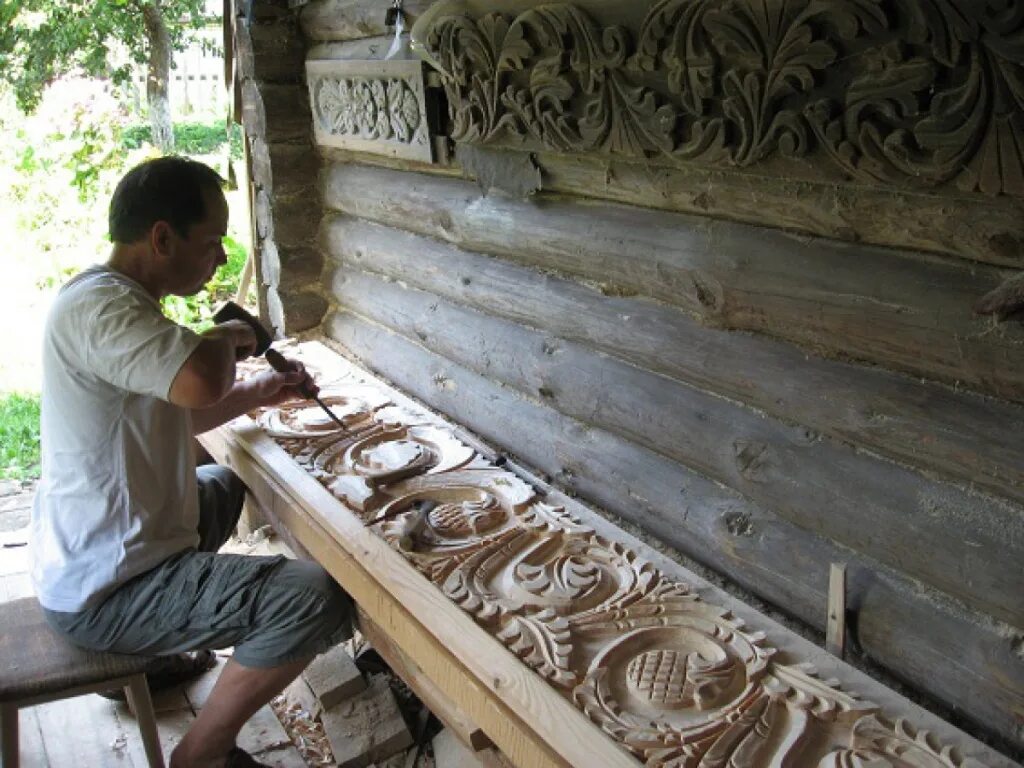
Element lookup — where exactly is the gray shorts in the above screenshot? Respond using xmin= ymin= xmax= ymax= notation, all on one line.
xmin=44 ymin=464 xmax=353 ymax=668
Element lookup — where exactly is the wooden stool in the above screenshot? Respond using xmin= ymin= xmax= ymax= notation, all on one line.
xmin=0 ymin=597 xmax=165 ymax=768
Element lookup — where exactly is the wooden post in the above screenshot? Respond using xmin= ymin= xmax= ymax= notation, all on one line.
xmin=826 ymin=563 xmax=847 ymax=659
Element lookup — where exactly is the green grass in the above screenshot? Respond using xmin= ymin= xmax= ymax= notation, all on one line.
xmin=0 ymin=392 xmax=41 ymax=481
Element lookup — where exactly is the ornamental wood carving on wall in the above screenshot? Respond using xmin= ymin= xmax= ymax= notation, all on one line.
xmin=251 ymin=361 xmax=989 ymax=767
xmin=408 ymin=0 xmax=1024 ymax=196
xmin=306 ymin=58 xmax=434 ymax=162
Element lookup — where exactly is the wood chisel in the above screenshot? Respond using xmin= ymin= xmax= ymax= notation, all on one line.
xmin=212 ymin=301 xmax=347 ymax=430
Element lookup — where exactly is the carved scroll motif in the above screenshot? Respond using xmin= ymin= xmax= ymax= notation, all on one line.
xmin=306 ymin=58 xmax=434 ymax=162
xmin=257 ymin=371 xmax=989 ymax=767
xmin=410 ymin=0 xmax=1024 ymax=196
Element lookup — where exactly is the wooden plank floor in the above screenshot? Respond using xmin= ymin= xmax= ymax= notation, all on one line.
xmin=0 ymin=516 xmax=307 ymax=768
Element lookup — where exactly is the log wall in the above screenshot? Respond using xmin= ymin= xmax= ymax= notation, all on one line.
xmin=246 ymin=0 xmax=1024 ymax=755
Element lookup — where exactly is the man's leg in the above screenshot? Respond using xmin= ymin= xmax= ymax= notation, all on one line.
xmin=169 ymin=656 xmax=310 ymax=767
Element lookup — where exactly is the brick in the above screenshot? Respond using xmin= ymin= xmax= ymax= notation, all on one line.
xmin=321 ymin=674 xmax=412 ymax=768
xmin=303 ymin=643 xmax=366 ymax=710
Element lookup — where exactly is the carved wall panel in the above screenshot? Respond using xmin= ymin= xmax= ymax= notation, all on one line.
xmin=306 ymin=58 xmax=434 ymax=161
xmin=409 ymin=0 xmax=1024 ymax=197
xmin=243 ymin=345 xmax=994 ymax=767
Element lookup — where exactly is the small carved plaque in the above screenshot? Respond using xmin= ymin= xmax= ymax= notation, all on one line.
xmin=306 ymin=58 xmax=434 ymax=162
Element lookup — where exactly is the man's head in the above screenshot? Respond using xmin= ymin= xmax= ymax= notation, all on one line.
xmin=108 ymin=157 xmax=230 ymax=298
xmin=109 ymin=156 xmax=225 ymax=244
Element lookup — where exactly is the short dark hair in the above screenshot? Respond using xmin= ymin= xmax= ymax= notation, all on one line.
xmin=108 ymin=156 xmax=225 ymax=244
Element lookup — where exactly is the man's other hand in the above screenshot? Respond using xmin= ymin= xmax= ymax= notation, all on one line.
xmin=253 ymin=359 xmax=318 ymax=408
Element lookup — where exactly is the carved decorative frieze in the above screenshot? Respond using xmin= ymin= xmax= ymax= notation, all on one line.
xmin=306 ymin=58 xmax=434 ymax=162
xmin=252 ymin=351 xmax=990 ymax=767
xmin=410 ymin=0 xmax=1024 ymax=196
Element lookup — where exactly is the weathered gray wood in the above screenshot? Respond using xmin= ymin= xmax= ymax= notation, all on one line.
xmin=308 ymin=36 xmax=408 ymax=63
xmin=325 ymin=309 xmax=1024 ymax=749
xmin=323 ymin=164 xmax=1024 ymax=402
xmin=312 ymin=144 xmax=1024 ymax=269
xmin=535 ymin=151 xmax=1024 ymax=270
xmin=300 ymin=0 xmax=434 ymax=42
xmin=322 ymin=215 xmax=1024 ymax=508
xmin=330 ymin=267 xmax=1024 ymax=626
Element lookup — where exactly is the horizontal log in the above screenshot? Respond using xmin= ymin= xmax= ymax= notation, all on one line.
xmin=325 ymin=309 xmax=1024 ymax=750
xmin=323 ymin=164 xmax=1024 ymax=402
xmin=300 ymin=0 xmax=434 ymax=42
xmin=535 ymin=152 xmax=1024 ymax=270
xmin=322 ymin=216 xmax=1024 ymax=508
xmin=330 ymin=267 xmax=1024 ymax=626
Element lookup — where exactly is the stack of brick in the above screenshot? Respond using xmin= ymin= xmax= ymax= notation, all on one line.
xmin=285 ymin=644 xmax=413 ymax=767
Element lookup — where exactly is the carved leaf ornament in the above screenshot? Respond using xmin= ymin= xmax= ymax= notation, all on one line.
xmin=256 ymin=371 xmax=990 ymax=766
xmin=411 ymin=0 xmax=1024 ymax=195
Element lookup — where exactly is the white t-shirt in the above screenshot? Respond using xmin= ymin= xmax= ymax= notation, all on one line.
xmin=31 ymin=265 xmax=204 ymax=612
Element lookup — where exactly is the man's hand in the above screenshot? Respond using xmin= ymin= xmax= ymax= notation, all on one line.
xmin=251 ymin=358 xmax=319 ymax=408
xmin=190 ymin=357 xmax=318 ymax=434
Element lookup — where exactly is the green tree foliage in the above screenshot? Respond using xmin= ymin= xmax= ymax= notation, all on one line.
xmin=0 ymin=0 xmax=209 ymax=143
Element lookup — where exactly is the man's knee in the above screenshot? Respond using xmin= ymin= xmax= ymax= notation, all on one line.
xmin=234 ymin=559 xmax=352 ymax=667
xmin=196 ymin=464 xmax=246 ymax=551
xmin=278 ymin=560 xmax=349 ymax=619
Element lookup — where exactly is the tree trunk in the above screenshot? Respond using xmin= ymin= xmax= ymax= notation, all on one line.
xmin=143 ymin=3 xmax=174 ymax=152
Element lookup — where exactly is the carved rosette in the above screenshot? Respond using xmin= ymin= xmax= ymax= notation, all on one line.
xmin=412 ymin=0 xmax=1024 ymax=196
xmin=572 ymin=608 xmax=773 ymax=760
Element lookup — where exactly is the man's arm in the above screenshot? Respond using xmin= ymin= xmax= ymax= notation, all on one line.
xmin=168 ymin=320 xmax=258 ymax=409
xmin=190 ymin=364 xmax=315 ymax=435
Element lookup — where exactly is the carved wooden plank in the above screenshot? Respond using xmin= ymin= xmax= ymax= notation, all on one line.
xmin=330 ymin=266 xmax=1024 ymax=626
xmin=201 ymin=342 xmax=1018 ymax=765
xmin=306 ymin=59 xmax=433 ymax=162
xmin=324 ymin=313 xmax=1024 ymax=749
xmin=323 ymin=214 xmax=1024 ymax=508
xmin=322 ymin=164 xmax=1024 ymax=403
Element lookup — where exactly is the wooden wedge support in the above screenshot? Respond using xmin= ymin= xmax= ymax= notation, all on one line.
xmin=356 ymin=606 xmax=493 ymax=753
xmin=200 ymin=342 xmax=1014 ymax=768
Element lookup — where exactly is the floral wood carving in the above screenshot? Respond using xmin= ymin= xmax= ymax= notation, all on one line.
xmin=306 ymin=59 xmax=434 ymax=162
xmin=255 ymin=357 xmax=990 ymax=767
xmin=410 ymin=0 xmax=1024 ymax=196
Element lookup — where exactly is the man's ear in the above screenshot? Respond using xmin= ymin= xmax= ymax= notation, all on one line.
xmin=150 ymin=220 xmax=175 ymax=258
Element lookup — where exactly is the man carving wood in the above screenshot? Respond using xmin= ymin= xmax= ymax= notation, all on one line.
xmin=30 ymin=157 xmax=353 ymax=768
